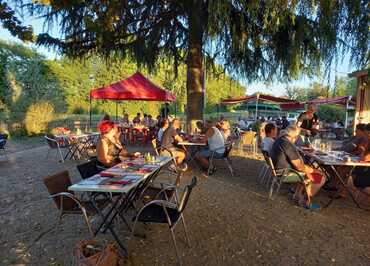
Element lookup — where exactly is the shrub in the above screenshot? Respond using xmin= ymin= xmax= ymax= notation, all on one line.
xmin=24 ymin=101 xmax=55 ymax=135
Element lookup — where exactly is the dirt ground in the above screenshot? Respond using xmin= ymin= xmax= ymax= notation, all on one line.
xmin=1 ymin=139 xmax=370 ymax=266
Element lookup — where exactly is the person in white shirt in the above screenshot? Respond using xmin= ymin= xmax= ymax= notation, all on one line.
xmin=261 ymin=123 xmax=278 ymax=156
xmin=195 ymin=120 xmax=225 ymax=174
xmin=238 ymin=117 xmax=248 ymax=130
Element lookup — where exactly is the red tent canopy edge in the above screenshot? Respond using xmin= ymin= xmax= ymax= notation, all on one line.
xmin=90 ymin=71 xmax=176 ymax=102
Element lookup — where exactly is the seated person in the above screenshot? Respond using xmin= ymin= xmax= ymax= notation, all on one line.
xmin=97 ymin=121 xmax=140 ymax=168
xmin=238 ymin=117 xmax=248 ymax=130
xmin=161 ymin=118 xmax=186 ymax=166
xmin=196 ymin=121 xmax=207 ymax=134
xmin=132 ymin=113 xmax=141 ymax=124
xmin=121 ymin=113 xmax=130 ymax=124
xmin=217 ymin=120 xmax=231 ymax=141
xmin=347 ymin=125 xmax=370 ymax=205
xmin=270 ymin=125 xmax=326 ymax=209
xmin=147 ymin=115 xmax=156 ymax=129
xmin=195 ymin=120 xmax=225 ymax=174
xmin=342 ymin=123 xmax=368 ymax=155
xmin=157 ymin=119 xmax=169 ymax=143
xmin=261 ymin=123 xmax=277 ymax=156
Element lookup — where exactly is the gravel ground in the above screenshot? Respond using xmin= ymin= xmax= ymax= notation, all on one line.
xmin=1 ymin=142 xmax=370 ymax=266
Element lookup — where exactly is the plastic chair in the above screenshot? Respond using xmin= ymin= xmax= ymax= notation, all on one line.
xmin=132 ymin=177 xmax=197 ymax=265
xmin=43 ymin=170 xmax=109 ymax=236
xmin=239 ymin=131 xmax=257 ymax=154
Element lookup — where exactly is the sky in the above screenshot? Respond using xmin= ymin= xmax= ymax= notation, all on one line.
xmin=0 ymin=14 xmax=359 ymax=97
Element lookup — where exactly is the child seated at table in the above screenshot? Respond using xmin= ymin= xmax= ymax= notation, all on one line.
xmin=97 ymin=121 xmax=140 ymax=168
xmin=261 ymin=123 xmax=277 ymax=156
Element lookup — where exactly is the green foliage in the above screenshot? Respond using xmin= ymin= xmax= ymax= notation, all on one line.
xmin=285 ymin=78 xmax=357 ymax=102
xmin=317 ymin=105 xmax=346 ymax=123
xmin=0 ymin=40 xmax=245 ymax=135
xmin=24 ymin=101 xmax=54 ymax=135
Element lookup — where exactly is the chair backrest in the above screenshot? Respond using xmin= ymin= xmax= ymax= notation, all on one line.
xmin=240 ymin=131 xmax=256 ymax=145
xmin=0 ymin=139 xmax=6 ymax=149
xmin=43 ymin=170 xmax=76 ymax=210
xmin=223 ymin=142 xmax=233 ymax=157
xmin=45 ymin=134 xmax=58 ymax=149
xmin=178 ymin=176 xmax=197 ymax=213
xmin=77 ymin=158 xmax=101 ymax=179
xmin=263 ymin=153 xmax=277 ymax=177
xmin=151 ymin=139 xmax=160 ymax=156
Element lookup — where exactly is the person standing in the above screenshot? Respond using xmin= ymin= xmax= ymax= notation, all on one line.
xmin=161 ymin=102 xmax=170 ymax=118
xmin=296 ymin=104 xmax=319 ymax=145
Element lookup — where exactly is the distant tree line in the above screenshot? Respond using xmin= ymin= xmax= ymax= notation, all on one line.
xmin=284 ymin=79 xmax=357 ymax=123
xmin=0 ymin=39 xmax=245 ymax=134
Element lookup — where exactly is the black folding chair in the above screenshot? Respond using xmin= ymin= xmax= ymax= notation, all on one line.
xmin=207 ymin=142 xmax=234 ymax=177
xmin=0 ymin=133 xmax=8 ymax=158
xmin=132 ymin=176 xmax=197 ymax=265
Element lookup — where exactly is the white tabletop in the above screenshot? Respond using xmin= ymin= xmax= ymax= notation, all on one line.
xmin=178 ymin=142 xmax=206 ymax=146
xmin=298 ymin=148 xmax=370 ymax=167
xmin=69 ymin=156 xmax=172 ymax=193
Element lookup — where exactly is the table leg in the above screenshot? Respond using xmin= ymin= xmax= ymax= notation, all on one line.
xmin=328 ymin=165 xmax=361 ymax=209
xmin=92 ymin=193 xmax=129 ymax=256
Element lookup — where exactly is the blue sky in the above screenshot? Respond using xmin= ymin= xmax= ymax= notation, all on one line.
xmin=0 ymin=15 xmax=358 ymax=96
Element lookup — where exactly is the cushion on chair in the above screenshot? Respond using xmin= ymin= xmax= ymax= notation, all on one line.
xmin=136 ymin=204 xmax=180 ymax=224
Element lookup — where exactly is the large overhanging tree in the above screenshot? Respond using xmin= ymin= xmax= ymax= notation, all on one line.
xmin=8 ymin=1 xmax=370 ymax=130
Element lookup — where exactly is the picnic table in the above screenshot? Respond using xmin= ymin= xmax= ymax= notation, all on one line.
xmin=69 ymin=155 xmax=172 ymax=255
xmin=298 ymin=146 xmax=370 ymax=208
xmin=57 ymin=132 xmax=100 ymax=160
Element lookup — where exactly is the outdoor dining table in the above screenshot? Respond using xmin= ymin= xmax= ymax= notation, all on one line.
xmin=69 ymin=155 xmax=172 ymax=255
xmin=297 ymin=146 xmax=370 ymax=208
xmin=65 ymin=132 xmax=100 ymax=160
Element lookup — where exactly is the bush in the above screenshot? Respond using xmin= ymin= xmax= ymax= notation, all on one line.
xmin=24 ymin=101 xmax=55 ymax=135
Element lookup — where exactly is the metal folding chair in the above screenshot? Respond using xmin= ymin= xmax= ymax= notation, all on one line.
xmin=44 ymin=134 xmax=69 ymax=162
xmin=132 ymin=176 xmax=197 ymax=265
xmin=207 ymin=142 xmax=234 ymax=177
xmin=264 ymin=156 xmax=308 ymax=200
xmin=43 ymin=170 xmax=109 ymax=236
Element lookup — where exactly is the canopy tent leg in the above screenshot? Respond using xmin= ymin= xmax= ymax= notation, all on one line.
xmin=115 ymin=101 xmax=118 ymax=122
xmin=255 ymin=94 xmax=260 ymax=121
xmin=345 ymin=98 xmax=349 ymax=129
xmin=174 ymin=102 xmax=177 ymax=118
xmin=89 ymin=95 xmax=92 ymax=130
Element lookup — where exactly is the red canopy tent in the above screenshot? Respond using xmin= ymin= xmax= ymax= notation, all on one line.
xmin=89 ymin=72 xmax=176 ymax=127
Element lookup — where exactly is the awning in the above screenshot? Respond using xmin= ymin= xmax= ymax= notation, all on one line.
xmin=220 ymin=94 xmax=297 ymax=105
xmin=90 ymin=71 xmax=176 ymax=101
xmin=307 ymin=96 xmax=355 ymax=106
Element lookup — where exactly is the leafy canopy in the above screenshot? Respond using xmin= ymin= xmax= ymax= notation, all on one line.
xmin=21 ymin=0 xmax=369 ymax=81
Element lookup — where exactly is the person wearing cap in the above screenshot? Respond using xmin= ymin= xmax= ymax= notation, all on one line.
xmin=97 ymin=121 xmax=140 ymax=167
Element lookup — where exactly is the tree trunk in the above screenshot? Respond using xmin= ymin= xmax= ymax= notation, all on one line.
xmin=186 ymin=0 xmax=206 ymax=133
